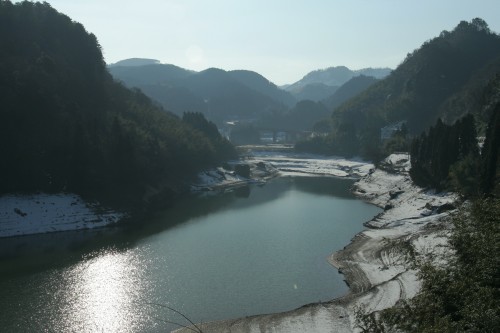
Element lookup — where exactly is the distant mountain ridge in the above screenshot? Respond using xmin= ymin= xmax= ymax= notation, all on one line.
xmin=283 ymin=66 xmax=392 ymax=101
xmin=109 ymin=60 xmax=388 ymax=116
xmin=109 ymin=58 xmax=160 ymax=67
xmin=109 ymin=61 xmax=390 ymax=129
xmin=228 ymin=70 xmax=296 ymax=106
xmin=109 ymin=62 xmax=296 ymax=124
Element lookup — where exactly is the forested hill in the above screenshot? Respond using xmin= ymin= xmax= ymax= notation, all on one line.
xmin=109 ymin=63 xmax=295 ymax=124
xmin=0 ymin=1 xmax=235 ymax=208
xmin=332 ymin=18 xmax=500 ymax=137
xmin=322 ymin=75 xmax=379 ymax=110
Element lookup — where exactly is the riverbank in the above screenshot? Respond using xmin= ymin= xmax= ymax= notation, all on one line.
xmin=0 ymin=147 xmax=372 ymax=238
xmin=174 ymin=153 xmax=458 ymax=333
xmin=190 ymin=148 xmax=375 ymax=194
xmin=0 ymin=193 xmax=124 ymax=238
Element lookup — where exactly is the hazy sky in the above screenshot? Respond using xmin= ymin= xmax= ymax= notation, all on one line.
xmin=22 ymin=0 xmax=500 ymax=85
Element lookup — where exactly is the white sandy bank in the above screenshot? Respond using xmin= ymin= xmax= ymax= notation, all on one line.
xmin=190 ymin=150 xmax=375 ymax=193
xmin=0 ymin=193 xmax=123 ymax=238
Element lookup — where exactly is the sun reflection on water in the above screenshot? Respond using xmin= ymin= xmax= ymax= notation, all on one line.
xmin=58 ymin=248 xmax=152 ymax=333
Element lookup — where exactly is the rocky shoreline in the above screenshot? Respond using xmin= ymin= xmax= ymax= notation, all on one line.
xmin=174 ymin=153 xmax=457 ymax=333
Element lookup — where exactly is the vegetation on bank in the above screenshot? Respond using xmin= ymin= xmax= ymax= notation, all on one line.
xmin=354 ymin=93 xmax=500 ymax=332
xmin=0 ymin=1 xmax=236 ymax=208
xmin=357 ymin=198 xmax=500 ymax=333
xmin=410 ymin=104 xmax=499 ymax=198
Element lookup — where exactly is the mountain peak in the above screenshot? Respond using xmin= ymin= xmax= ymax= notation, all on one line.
xmin=109 ymin=58 xmax=160 ymax=67
xmin=284 ymin=66 xmax=391 ymax=101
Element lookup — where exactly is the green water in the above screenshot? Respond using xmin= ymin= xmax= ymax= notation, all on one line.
xmin=0 ymin=176 xmax=380 ymax=332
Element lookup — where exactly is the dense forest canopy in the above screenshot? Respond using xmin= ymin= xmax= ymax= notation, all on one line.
xmin=0 ymin=0 xmax=235 ymax=208
xmin=410 ymin=114 xmax=481 ymax=195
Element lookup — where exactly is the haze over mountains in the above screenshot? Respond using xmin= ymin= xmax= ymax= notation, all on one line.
xmin=109 ymin=60 xmax=390 ymax=128
xmin=109 ymin=62 xmax=290 ymax=124
xmin=282 ymin=66 xmax=391 ymax=101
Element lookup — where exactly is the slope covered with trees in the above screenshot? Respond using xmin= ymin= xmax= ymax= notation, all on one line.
xmin=357 ymin=68 xmax=500 ymax=333
xmin=335 ymin=18 xmax=500 ymax=134
xmin=228 ymin=69 xmax=296 ymax=107
xmin=0 ymin=1 xmax=235 ymax=208
xmin=409 ymin=115 xmax=480 ymax=195
xmin=409 ymin=72 xmax=500 ymax=197
xmin=322 ymin=75 xmax=379 ymax=110
xmin=297 ymin=19 xmax=500 ymax=159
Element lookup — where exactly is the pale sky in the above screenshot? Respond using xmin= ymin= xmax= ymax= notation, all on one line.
xmin=19 ymin=0 xmax=500 ymax=85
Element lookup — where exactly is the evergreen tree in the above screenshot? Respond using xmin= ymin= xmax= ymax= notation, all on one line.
xmin=480 ymin=103 xmax=500 ymax=195
xmin=409 ymin=114 xmax=480 ymax=195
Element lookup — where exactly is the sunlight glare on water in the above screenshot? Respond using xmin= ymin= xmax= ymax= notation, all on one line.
xmin=56 ymin=248 xmax=152 ymax=333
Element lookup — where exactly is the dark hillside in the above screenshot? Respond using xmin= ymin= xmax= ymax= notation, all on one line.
xmin=0 ymin=1 xmax=235 ymax=208
xmin=228 ymin=70 xmax=296 ymax=107
xmin=183 ymin=68 xmax=282 ymax=123
xmin=109 ymin=63 xmax=287 ymax=123
xmin=108 ymin=63 xmax=193 ymax=87
xmin=323 ymin=75 xmax=379 ymax=110
xmin=290 ymin=82 xmax=339 ymax=102
xmin=437 ymin=58 xmax=500 ymax=131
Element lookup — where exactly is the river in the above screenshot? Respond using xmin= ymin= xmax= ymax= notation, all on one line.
xmin=0 ymin=176 xmax=380 ymax=332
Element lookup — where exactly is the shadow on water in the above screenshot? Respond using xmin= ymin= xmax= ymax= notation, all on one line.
xmin=0 ymin=176 xmax=356 ymax=277
xmin=292 ymin=176 xmax=356 ymax=198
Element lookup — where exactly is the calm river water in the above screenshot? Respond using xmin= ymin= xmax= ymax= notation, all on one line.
xmin=0 ymin=176 xmax=380 ymax=332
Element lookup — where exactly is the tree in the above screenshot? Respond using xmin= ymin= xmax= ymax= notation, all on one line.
xmin=409 ymin=115 xmax=480 ymax=194
xmin=480 ymin=103 xmax=500 ymax=195
xmin=182 ymin=112 xmax=220 ymax=140
xmin=471 ymin=17 xmax=490 ymax=33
